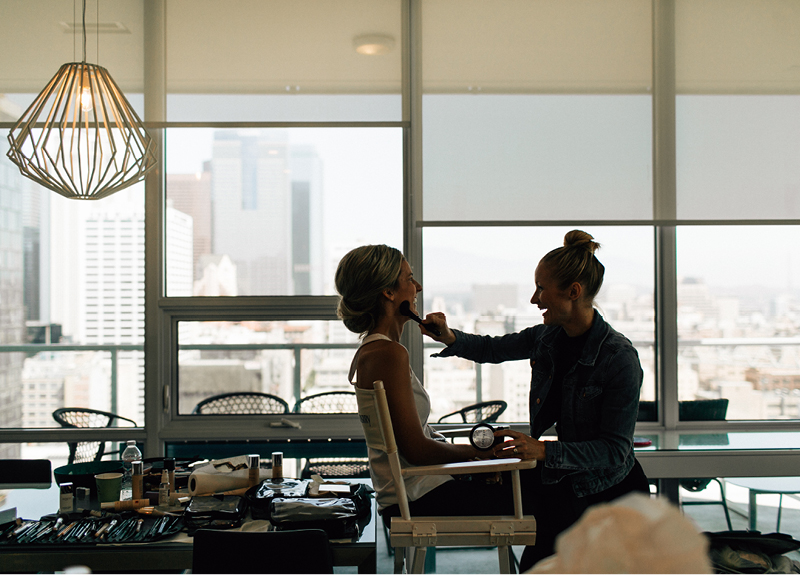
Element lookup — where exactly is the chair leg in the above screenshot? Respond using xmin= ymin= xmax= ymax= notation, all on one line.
xmin=394 ymin=547 xmax=405 ymax=574
xmin=411 ymin=547 xmax=427 ymax=574
xmin=713 ymin=478 xmax=734 ymax=531
xmin=498 ymin=545 xmax=515 ymax=574
xmin=383 ymin=521 xmax=394 ymax=555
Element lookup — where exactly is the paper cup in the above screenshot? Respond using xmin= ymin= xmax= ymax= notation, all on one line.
xmin=95 ymin=472 xmax=122 ymax=503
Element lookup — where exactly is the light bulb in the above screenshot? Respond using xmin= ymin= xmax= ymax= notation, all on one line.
xmin=80 ymin=87 xmax=93 ymax=112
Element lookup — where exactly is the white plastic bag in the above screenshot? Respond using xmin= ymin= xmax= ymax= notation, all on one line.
xmin=530 ymin=493 xmax=712 ymax=573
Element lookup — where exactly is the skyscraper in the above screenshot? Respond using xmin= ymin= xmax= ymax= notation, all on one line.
xmin=167 ymin=164 xmax=212 ymax=281
xmin=289 ymin=144 xmax=323 ymax=295
xmin=0 ymin=96 xmax=25 ymax=454
xmin=211 ymin=129 xmax=292 ymax=295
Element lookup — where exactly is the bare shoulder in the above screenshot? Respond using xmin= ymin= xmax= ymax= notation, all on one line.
xmin=356 ymin=340 xmax=409 ymax=389
xmin=359 ymin=339 xmax=408 ymax=366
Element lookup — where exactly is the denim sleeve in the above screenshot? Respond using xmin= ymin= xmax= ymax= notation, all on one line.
xmin=431 ymin=328 xmax=537 ymax=363
xmin=544 ymin=346 xmax=643 ymax=472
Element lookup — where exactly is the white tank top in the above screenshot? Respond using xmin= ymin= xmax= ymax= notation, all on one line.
xmin=349 ymin=333 xmax=452 ymax=510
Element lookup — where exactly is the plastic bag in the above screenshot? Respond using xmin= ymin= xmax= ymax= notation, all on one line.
xmin=267 ymin=483 xmax=371 ymax=540
xmin=269 ymin=497 xmax=360 ymax=539
xmin=530 ymin=493 xmax=712 ymax=573
xmin=184 ymin=494 xmax=248 ymax=534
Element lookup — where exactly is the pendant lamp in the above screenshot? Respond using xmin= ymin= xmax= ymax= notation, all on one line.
xmin=6 ymin=1 xmax=156 ymax=200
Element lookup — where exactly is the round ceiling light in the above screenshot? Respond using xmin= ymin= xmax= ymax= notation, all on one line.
xmin=353 ymin=34 xmax=395 ymax=56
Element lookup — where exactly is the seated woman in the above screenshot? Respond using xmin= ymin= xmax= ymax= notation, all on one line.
xmin=335 ymin=244 xmax=513 ymax=524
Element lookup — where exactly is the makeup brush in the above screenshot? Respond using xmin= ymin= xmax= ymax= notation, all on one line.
xmin=399 ymin=300 xmax=442 ymax=336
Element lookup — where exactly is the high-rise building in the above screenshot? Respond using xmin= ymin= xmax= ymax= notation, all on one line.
xmin=0 ymin=96 xmax=25 ymax=455
xmin=45 ymin=196 xmax=193 ymax=424
xmin=289 ymin=145 xmax=323 ymax=295
xmin=211 ymin=129 xmax=292 ymax=295
xmin=167 ymin=164 xmax=212 ymax=278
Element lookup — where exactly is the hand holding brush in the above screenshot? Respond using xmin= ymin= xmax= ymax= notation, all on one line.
xmin=399 ymin=301 xmax=442 ymax=336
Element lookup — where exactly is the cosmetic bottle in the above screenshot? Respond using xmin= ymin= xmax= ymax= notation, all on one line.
xmin=59 ymin=482 xmax=74 ymax=514
xmin=247 ymin=454 xmax=260 ymax=487
xmin=158 ymin=482 xmax=170 ymax=508
xmin=271 ymin=452 xmax=283 ymax=482
xmin=165 ymin=458 xmax=176 ymax=494
xmin=160 ymin=469 xmax=170 ymax=496
xmin=131 ymin=461 xmax=144 ymax=500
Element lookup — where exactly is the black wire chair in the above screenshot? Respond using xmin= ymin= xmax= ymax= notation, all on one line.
xmin=293 ymin=391 xmax=369 ymax=487
xmin=191 ymin=392 xmax=290 ymax=414
xmin=292 ymin=391 xmax=358 ymax=414
xmin=52 ymin=408 xmax=138 ymax=465
xmin=436 ymin=400 xmax=508 ymax=424
xmin=678 ymin=398 xmax=733 ymax=530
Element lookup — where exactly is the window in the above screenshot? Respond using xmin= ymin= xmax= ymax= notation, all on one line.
xmin=423 ymin=226 xmax=655 ymax=422
xmin=677 ymin=226 xmax=800 ymax=420
xmin=1 ymin=0 xmax=798 ymax=464
xmin=165 ymin=128 xmax=403 ymax=296
xmin=177 ymin=320 xmax=359 ymax=415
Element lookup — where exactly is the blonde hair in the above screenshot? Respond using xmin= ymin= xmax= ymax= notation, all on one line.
xmin=335 ymin=245 xmax=404 ymax=336
xmin=540 ymin=230 xmax=604 ymax=301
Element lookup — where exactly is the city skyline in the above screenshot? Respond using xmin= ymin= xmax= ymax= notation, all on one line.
xmin=1 ymin=107 xmax=799 ymax=435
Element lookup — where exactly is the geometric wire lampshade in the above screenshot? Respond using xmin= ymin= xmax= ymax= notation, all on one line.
xmin=6 ymin=62 xmax=157 ymax=200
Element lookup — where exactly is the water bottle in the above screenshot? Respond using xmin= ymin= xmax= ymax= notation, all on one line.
xmin=120 ymin=440 xmax=142 ymax=500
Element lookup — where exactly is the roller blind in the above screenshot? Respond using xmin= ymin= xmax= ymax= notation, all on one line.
xmin=420 ymin=0 xmax=653 ymax=223
xmin=675 ymin=0 xmax=800 ymax=221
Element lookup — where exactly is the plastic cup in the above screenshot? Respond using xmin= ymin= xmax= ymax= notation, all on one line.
xmin=95 ymin=472 xmax=123 ymax=503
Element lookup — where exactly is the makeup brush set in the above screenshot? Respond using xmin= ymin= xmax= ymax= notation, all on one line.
xmin=0 ymin=512 xmax=182 ymax=545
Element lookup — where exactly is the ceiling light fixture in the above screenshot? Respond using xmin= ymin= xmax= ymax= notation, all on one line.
xmin=353 ymin=34 xmax=395 ymax=56
xmin=6 ymin=0 xmax=156 ymax=200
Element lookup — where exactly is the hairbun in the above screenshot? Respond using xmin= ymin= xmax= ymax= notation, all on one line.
xmin=564 ymin=230 xmax=600 ymax=255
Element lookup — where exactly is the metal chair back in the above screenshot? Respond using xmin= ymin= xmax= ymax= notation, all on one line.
xmin=436 ymin=400 xmax=507 ymax=424
xmin=52 ymin=408 xmax=138 ymax=465
xmin=192 ymin=392 xmax=290 ymax=414
xmin=293 ymin=391 xmax=358 ymax=414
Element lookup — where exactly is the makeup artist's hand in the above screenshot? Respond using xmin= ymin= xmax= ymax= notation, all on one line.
xmin=492 ymin=429 xmax=546 ymax=461
xmin=421 ymin=312 xmax=456 ymax=345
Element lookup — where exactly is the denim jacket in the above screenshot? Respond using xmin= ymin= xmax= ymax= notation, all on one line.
xmin=434 ymin=311 xmax=643 ymax=497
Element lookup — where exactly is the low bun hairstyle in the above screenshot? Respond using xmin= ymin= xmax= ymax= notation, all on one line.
xmin=540 ymin=230 xmax=604 ymax=302
xmin=335 ymin=245 xmax=405 ymax=336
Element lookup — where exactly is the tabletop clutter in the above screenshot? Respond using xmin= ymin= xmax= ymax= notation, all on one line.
xmin=1 ymin=451 xmax=373 ymax=546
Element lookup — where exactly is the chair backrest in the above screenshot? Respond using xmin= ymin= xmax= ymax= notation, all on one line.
xmin=677 ymin=399 xmax=729 ymax=492
xmin=437 ymin=400 xmax=507 ymax=424
xmin=192 ymin=528 xmax=333 ymax=574
xmin=192 ymin=392 xmax=290 ymax=415
xmin=52 ymin=408 xmax=138 ymax=465
xmin=637 ymin=400 xmax=657 ymax=421
xmin=293 ymin=391 xmax=358 ymax=414
xmin=366 ymin=380 xmax=412 ymax=520
xmin=300 ymin=458 xmax=371 ymax=479
xmin=679 ymin=398 xmax=729 ymax=421
xmin=0 ymin=459 xmax=52 ymax=489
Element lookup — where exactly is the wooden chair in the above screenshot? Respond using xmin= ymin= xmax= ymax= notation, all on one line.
xmin=368 ymin=380 xmax=536 ymax=574
xmin=191 ymin=392 xmax=290 ymax=414
xmin=52 ymin=408 xmax=138 ymax=465
xmin=436 ymin=400 xmax=507 ymax=424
